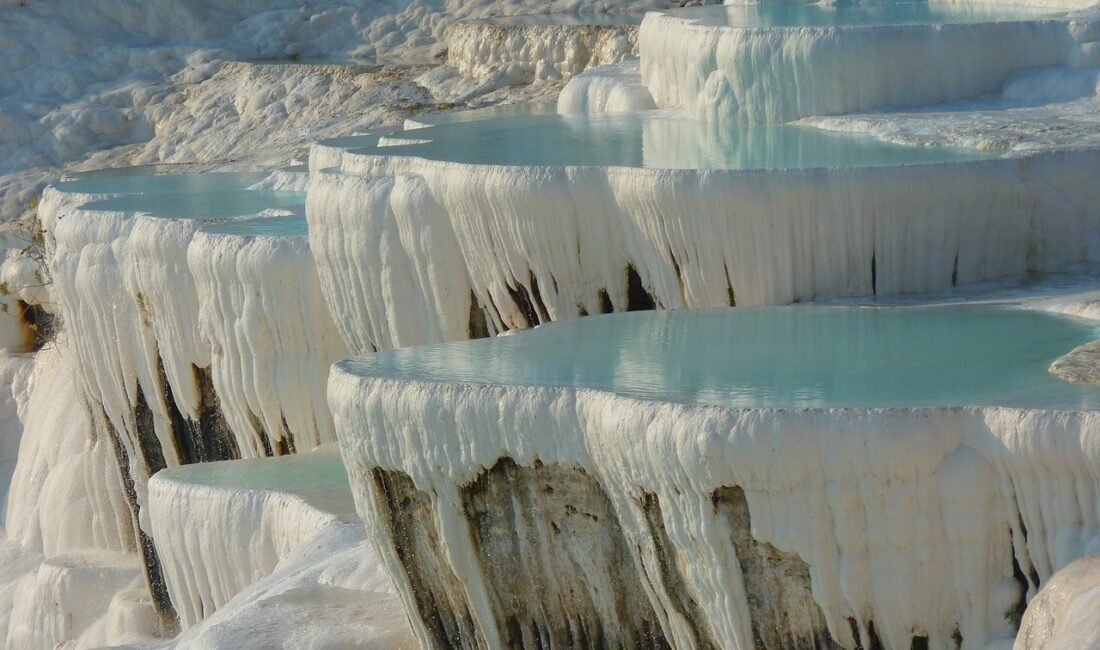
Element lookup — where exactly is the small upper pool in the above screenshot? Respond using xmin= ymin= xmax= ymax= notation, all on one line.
xmin=83 ymin=190 xmax=305 ymax=220
xmin=59 ymin=169 xmax=307 ymax=221
xmin=57 ymin=170 xmax=271 ymax=196
xmin=346 ymin=306 xmax=1100 ymax=410
xmin=662 ymin=1 xmax=1066 ymax=29
xmin=358 ymin=111 xmax=995 ymax=169
xmin=155 ymin=451 xmax=353 ymax=515
xmin=200 ymin=214 xmax=308 ymax=237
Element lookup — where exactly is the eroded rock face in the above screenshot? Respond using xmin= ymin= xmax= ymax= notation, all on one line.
xmin=371 ymin=469 xmax=481 ymax=649
xmin=371 ymin=461 xmax=669 ymax=649
xmin=462 ymin=458 xmax=668 ymax=649
xmin=713 ymin=486 xmax=839 ymax=650
xmin=639 ymin=491 xmax=720 ymax=650
xmin=367 ymin=457 xmax=850 ymax=650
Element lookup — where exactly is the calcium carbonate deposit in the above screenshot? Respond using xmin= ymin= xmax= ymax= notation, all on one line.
xmin=2 ymin=0 xmax=1100 ymax=648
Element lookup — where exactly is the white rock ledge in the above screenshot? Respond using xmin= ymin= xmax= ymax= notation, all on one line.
xmin=148 ymin=451 xmax=356 ymax=629
xmin=307 ymin=146 xmax=1100 ymax=353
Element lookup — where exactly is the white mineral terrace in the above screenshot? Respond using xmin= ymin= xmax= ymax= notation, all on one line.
xmin=331 ymin=305 xmax=1100 ymax=650
xmin=641 ymin=2 xmax=1097 ymax=123
xmin=307 ymin=109 xmax=1100 ymax=355
xmin=5 ymin=0 xmax=1100 ymax=647
xmin=148 ymin=450 xmax=356 ymax=627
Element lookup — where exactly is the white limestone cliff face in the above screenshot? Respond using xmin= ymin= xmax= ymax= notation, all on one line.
xmin=0 ymin=345 xmax=155 ymax=649
xmin=307 ymin=171 xmax=476 ymax=354
xmin=3 ymin=346 xmax=132 ymax=559
xmin=0 ymin=353 xmax=33 ymax=528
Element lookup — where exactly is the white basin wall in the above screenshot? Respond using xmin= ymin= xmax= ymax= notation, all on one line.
xmin=557 ymin=61 xmax=658 ymax=114
xmin=305 ymin=149 xmax=1100 ymax=353
xmin=37 ymin=185 xmax=348 ymax=628
xmin=187 ymin=231 xmax=349 ymax=456
xmin=41 ymin=187 xmax=346 ymax=468
xmin=330 ymin=366 xmax=1100 ymax=650
xmin=640 ymin=12 xmax=1081 ymax=123
xmin=148 ymin=457 xmax=350 ymax=628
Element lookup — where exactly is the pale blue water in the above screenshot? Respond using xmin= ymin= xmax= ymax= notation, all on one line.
xmin=83 ymin=190 xmax=305 ymax=220
xmin=360 ymin=111 xmax=994 ymax=169
xmin=58 ymin=169 xmax=306 ymax=221
xmin=58 ymin=170 xmax=271 ymax=195
xmin=407 ymin=101 xmax=557 ymax=128
xmin=156 ymin=453 xmax=353 ymax=513
xmin=0 ymin=232 xmax=31 ymax=250
xmin=667 ymin=1 xmax=1065 ymax=28
xmin=347 ymin=306 xmax=1100 ymax=410
xmin=201 ymin=214 xmax=308 ymax=237
xmin=316 ymin=128 xmax=390 ymax=151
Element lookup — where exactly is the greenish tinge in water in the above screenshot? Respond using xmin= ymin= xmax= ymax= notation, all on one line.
xmin=82 ymin=190 xmax=305 ymax=220
xmin=156 ymin=452 xmax=353 ymax=514
xmin=57 ymin=170 xmax=272 ymax=195
xmin=405 ymin=101 xmax=557 ymax=128
xmin=359 ymin=111 xmax=996 ymax=169
xmin=348 ymin=306 xmax=1100 ymax=410
xmin=664 ymin=1 xmax=1065 ymax=28
xmin=201 ymin=215 xmax=308 ymax=237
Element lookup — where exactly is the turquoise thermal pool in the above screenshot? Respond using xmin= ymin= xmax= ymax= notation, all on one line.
xmin=59 ymin=169 xmax=306 ymax=220
xmin=83 ymin=190 xmax=304 ymax=220
xmin=200 ymin=214 xmax=307 ymax=237
xmin=663 ymin=1 xmax=1066 ymax=29
xmin=406 ymin=101 xmax=557 ymax=128
xmin=59 ymin=169 xmax=308 ymax=222
xmin=155 ymin=452 xmax=353 ymax=514
xmin=58 ymin=170 xmax=272 ymax=195
xmin=361 ymin=112 xmax=994 ymax=169
xmin=346 ymin=306 xmax=1100 ymax=410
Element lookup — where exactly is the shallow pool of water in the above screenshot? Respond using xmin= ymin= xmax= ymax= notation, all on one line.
xmin=406 ymin=101 xmax=557 ymax=129
xmin=83 ymin=190 xmax=305 ymax=220
xmin=349 ymin=306 xmax=1100 ymax=410
xmin=664 ymin=1 xmax=1065 ymax=29
xmin=359 ymin=111 xmax=995 ymax=169
xmin=156 ymin=452 xmax=352 ymax=514
xmin=201 ymin=214 xmax=308 ymax=237
xmin=57 ymin=170 xmax=271 ymax=196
